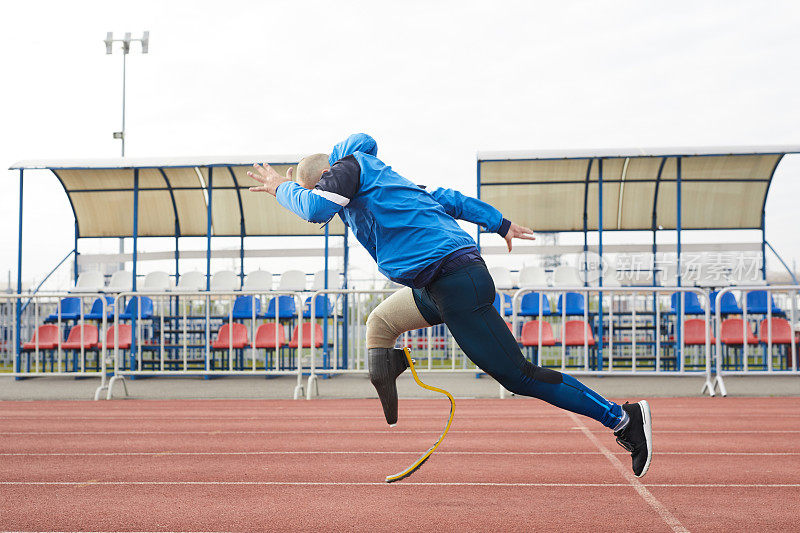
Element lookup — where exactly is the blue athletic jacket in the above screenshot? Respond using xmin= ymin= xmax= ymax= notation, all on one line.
xmin=276 ymin=133 xmax=511 ymax=287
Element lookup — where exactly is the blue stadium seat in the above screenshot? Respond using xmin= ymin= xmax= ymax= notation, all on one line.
xmin=119 ymin=296 xmax=154 ymax=320
xmin=85 ymin=296 xmax=115 ymax=321
xmin=745 ymin=291 xmax=783 ymax=315
xmin=263 ymin=295 xmax=297 ymax=319
xmin=668 ymin=292 xmax=704 ymax=315
xmin=493 ymin=293 xmax=513 ymax=316
xmin=303 ymin=295 xmax=333 ymax=318
xmin=46 ymin=297 xmax=82 ymax=322
xmin=519 ymin=292 xmax=551 ymax=316
xmin=232 ymin=295 xmax=261 ymax=319
xmin=709 ymin=291 xmax=742 ymax=315
xmin=556 ymin=292 xmax=585 ymax=316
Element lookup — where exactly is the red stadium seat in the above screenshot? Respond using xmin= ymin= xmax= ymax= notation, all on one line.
xmin=105 ymin=324 xmax=132 ymax=350
xmin=521 ymin=320 xmax=556 ymax=346
xmin=22 ymin=324 xmax=60 ymax=351
xmin=558 ymin=321 xmax=595 ymax=346
xmin=288 ymin=323 xmax=324 ymax=348
xmin=720 ymin=318 xmax=758 ymax=345
xmin=254 ymin=324 xmax=287 ymax=349
xmin=758 ymin=317 xmax=792 ymax=344
xmin=61 ymin=325 xmax=99 ymax=350
xmin=682 ymin=319 xmax=715 ymax=345
xmin=211 ymin=323 xmax=249 ymax=349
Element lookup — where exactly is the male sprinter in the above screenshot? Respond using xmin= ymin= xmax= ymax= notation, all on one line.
xmin=248 ymin=133 xmax=653 ymax=477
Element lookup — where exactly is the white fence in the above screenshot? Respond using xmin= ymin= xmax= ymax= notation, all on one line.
xmin=0 ymin=293 xmax=110 ymax=396
xmin=711 ymin=285 xmax=799 ymax=396
xmin=104 ymin=290 xmax=309 ymax=400
xmin=4 ymin=285 xmax=796 ymax=401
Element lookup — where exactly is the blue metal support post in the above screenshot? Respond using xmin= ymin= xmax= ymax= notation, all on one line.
xmin=15 ymin=170 xmax=23 ymax=378
xmin=74 ymin=221 xmax=79 ymax=284
xmin=323 ymin=226 xmax=330 ymax=367
xmin=130 ymin=169 xmax=140 ymax=373
xmin=206 ymin=168 xmax=213 ymax=291
xmin=597 ymin=159 xmax=604 ymax=370
xmin=204 ymin=168 xmax=213 ymax=377
xmin=476 ymin=160 xmax=481 ymax=251
xmin=761 ymin=226 xmax=767 ymax=281
xmin=342 ymin=227 xmax=349 ymax=368
xmin=676 ymin=157 xmax=683 ymax=370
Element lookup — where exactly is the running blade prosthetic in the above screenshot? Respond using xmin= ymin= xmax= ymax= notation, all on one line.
xmin=368 ymin=348 xmax=409 ymax=425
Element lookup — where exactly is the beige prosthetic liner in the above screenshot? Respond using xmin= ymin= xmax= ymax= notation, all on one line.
xmin=366 ymin=288 xmax=432 ymax=349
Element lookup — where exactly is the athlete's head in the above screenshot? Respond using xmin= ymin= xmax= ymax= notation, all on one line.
xmin=295 ymin=153 xmax=330 ymax=189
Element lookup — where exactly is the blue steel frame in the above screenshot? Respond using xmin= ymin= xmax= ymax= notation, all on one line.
xmin=13 ymin=160 xmax=348 ymax=375
xmin=476 ymin=149 xmax=799 ymax=372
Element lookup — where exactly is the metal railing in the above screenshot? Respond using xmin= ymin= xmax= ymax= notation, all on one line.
xmin=508 ymin=286 xmax=715 ymax=396
xmin=104 ymin=290 xmax=308 ymax=400
xmin=0 ymin=293 xmax=109 ymax=392
xmin=711 ymin=285 xmax=799 ymax=396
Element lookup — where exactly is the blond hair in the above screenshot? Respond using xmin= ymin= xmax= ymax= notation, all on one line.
xmin=296 ymin=153 xmax=330 ymax=189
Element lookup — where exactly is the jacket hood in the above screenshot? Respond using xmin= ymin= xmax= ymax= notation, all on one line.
xmin=329 ymin=133 xmax=378 ymax=165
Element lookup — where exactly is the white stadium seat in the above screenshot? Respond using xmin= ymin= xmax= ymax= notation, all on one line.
xmin=488 ymin=266 xmax=514 ymax=290
xmin=518 ymin=266 xmax=548 ymax=287
xmin=279 ymin=270 xmax=307 ymax=291
xmin=243 ymin=270 xmax=273 ymax=291
xmin=105 ymin=270 xmax=133 ymax=293
xmin=71 ymin=270 xmax=105 ymax=293
xmin=173 ymin=271 xmax=206 ymax=292
xmin=143 ymin=271 xmax=173 ymax=291
xmin=312 ymin=269 xmax=341 ymax=290
xmin=552 ymin=265 xmax=582 ymax=287
xmin=210 ymin=270 xmax=240 ymax=292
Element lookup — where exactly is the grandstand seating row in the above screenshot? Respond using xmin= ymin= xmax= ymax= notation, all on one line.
xmin=489 ymin=264 xmax=766 ymax=290
xmin=71 ymin=269 xmax=342 ymax=294
xmin=22 ymin=322 xmax=324 ymax=353
xmin=43 ymin=294 xmax=335 ymax=322
xmin=493 ymin=290 xmax=783 ymax=317
xmin=517 ymin=317 xmax=797 ymax=348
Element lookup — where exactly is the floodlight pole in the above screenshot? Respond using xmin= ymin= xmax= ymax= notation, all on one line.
xmin=104 ymin=31 xmax=149 ymax=157
xmin=105 ymin=31 xmax=148 ymax=274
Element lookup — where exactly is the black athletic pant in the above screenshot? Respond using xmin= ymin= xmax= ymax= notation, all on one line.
xmin=412 ymin=261 xmax=622 ymax=429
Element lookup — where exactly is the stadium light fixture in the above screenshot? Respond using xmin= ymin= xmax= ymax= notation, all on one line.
xmin=104 ymin=31 xmax=150 ymax=156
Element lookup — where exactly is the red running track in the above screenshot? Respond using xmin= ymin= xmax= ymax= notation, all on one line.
xmin=1 ymin=397 xmax=799 ymax=532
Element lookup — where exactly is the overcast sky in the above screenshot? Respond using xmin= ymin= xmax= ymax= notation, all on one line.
xmin=1 ymin=0 xmax=799 ymax=287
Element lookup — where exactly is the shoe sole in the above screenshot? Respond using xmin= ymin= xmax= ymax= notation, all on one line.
xmin=636 ymin=400 xmax=653 ymax=478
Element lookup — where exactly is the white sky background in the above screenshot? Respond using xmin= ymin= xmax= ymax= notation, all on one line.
xmin=1 ymin=0 xmax=799 ymax=287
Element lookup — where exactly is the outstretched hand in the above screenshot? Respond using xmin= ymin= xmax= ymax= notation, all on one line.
xmin=247 ymin=163 xmax=292 ymax=196
xmin=504 ymin=222 xmax=535 ymax=252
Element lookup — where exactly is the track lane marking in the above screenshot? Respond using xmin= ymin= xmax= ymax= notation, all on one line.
xmin=0 ymin=481 xmax=798 ymax=487
xmin=567 ymin=412 xmax=689 ymax=533
xmin=3 ymin=429 xmax=798 ymax=435
xmin=1 ymin=451 xmax=798 ymax=457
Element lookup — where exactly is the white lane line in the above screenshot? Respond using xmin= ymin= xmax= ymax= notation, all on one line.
xmin=568 ymin=412 xmax=689 ymax=533
xmin=1 ymin=451 xmax=798 ymax=457
xmin=0 ymin=480 xmax=798 ymax=488
xmin=3 ymin=429 xmax=798 ymax=436
xmin=8 ymin=412 xmax=791 ymax=421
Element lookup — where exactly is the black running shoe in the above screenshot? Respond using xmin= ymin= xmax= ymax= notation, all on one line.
xmin=368 ymin=348 xmax=409 ymax=425
xmin=614 ymin=400 xmax=653 ymax=478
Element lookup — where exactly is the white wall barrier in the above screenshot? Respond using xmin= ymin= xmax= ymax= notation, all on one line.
xmin=711 ymin=285 xmax=799 ymax=396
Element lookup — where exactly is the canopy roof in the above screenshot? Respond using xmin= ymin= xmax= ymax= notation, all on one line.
xmin=9 ymin=156 xmax=345 ymax=238
xmin=477 ymin=145 xmax=800 ymax=233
